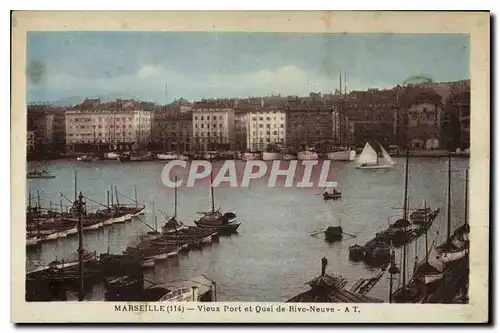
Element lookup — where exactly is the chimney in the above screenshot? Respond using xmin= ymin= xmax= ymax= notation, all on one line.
xmin=321 ymin=257 xmax=328 ymax=276
xmin=191 ymin=286 xmax=198 ymax=302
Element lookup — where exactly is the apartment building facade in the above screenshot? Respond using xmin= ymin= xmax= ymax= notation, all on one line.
xmin=192 ymin=107 xmax=235 ymax=151
xmin=64 ymin=109 xmax=152 ymax=149
xmin=245 ymin=109 xmax=286 ymax=152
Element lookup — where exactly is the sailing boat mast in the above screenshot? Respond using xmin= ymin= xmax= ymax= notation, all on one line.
xmin=174 ymin=176 xmax=178 ymax=218
xmin=339 ymin=73 xmax=343 ymax=148
xmin=464 ymin=168 xmax=469 ymax=225
xmin=401 ymin=149 xmax=410 ymax=296
xmin=210 ymin=164 xmax=215 ymax=213
xmin=344 ymin=71 xmax=347 ymax=148
xmin=447 ymin=153 xmax=452 ymax=240
xmin=77 ymin=191 xmax=84 ymax=301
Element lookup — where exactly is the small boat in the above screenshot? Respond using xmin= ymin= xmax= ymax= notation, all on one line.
xmin=76 ymin=154 xmax=97 ymax=162
xmin=282 ymin=153 xmax=297 ymax=160
xmin=242 ymin=151 xmax=262 ymax=160
xmin=157 ymin=152 xmax=179 ymax=160
xmin=194 ymin=163 xmax=240 ymax=235
xmin=262 ymin=151 xmax=283 ymax=161
xmin=120 ymin=152 xmax=155 ymax=162
xmin=106 ymin=152 xmax=120 ymax=160
xmin=356 ymin=142 xmax=395 ymax=169
xmin=327 ymin=147 xmax=356 ymax=161
xmin=26 ymin=170 xmax=55 ymax=179
xmin=297 ymin=149 xmax=319 ymax=160
xmin=348 ymin=244 xmax=365 ymax=261
xmin=322 ymin=188 xmax=341 ymax=201
xmin=324 ymin=225 xmax=343 ymax=243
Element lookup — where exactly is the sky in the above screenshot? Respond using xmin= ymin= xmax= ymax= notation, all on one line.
xmin=26 ymin=32 xmax=470 ymax=104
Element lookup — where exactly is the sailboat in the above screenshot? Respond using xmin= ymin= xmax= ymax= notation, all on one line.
xmin=194 ymin=162 xmax=240 ymax=234
xmin=356 ymin=142 xmax=396 ymax=169
xmin=161 ymin=178 xmax=187 ymax=235
xmin=327 ymin=72 xmax=356 ymax=162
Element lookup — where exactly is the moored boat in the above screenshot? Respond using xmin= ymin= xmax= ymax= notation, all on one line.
xmin=27 ymin=170 xmax=56 ymax=179
xmin=297 ymin=150 xmax=318 ymax=160
xmin=262 ymin=151 xmax=283 ymax=161
xmin=242 ymin=151 xmax=262 ymax=160
xmin=327 ymin=148 xmax=356 ymax=161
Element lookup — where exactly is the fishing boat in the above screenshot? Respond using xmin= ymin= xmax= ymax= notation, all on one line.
xmin=327 ymin=73 xmax=356 ymax=162
xmin=322 ymin=187 xmax=342 ymax=201
xmin=194 ymin=163 xmax=240 ymax=234
xmin=297 ymin=148 xmax=319 ymax=160
xmin=157 ymin=152 xmax=179 ymax=160
xmin=262 ymin=151 xmax=283 ymax=161
xmin=327 ymin=148 xmax=356 ymax=161
xmin=119 ymin=152 xmax=155 ymax=162
xmin=26 ymin=170 xmax=56 ymax=179
xmin=356 ymin=142 xmax=395 ymax=169
xmin=324 ymin=224 xmax=343 ymax=243
xmin=161 ymin=177 xmax=188 ymax=235
xmin=106 ymin=152 xmax=120 ymax=160
xmin=241 ymin=151 xmax=262 ymax=160
xmin=348 ymin=244 xmax=365 ymax=261
xmin=76 ymin=154 xmax=97 ymax=162
xmin=391 ymin=160 xmax=470 ymax=303
xmin=282 ymin=152 xmax=297 ymax=160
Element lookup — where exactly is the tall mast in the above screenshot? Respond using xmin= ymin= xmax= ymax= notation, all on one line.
xmin=447 ymin=153 xmax=452 ymax=240
xmin=210 ymin=164 xmax=215 ymax=212
xmin=339 ymin=73 xmax=343 ymax=147
xmin=464 ymin=168 xmax=469 ymax=224
xmin=425 ymin=200 xmax=429 ymax=263
xmin=74 ymin=171 xmax=77 ymax=202
xmin=77 ymin=191 xmax=84 ymax=301
xmin=174 ymin=176 xmax=178 ymax=218
xmin=402 ymin=149 xmax=410 ymax=295
xmin=344 ymin=71 xmax=347 ymax=146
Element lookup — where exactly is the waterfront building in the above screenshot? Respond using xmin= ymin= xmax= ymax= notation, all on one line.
xmin=246 ymin=109 xmax=286 ymax=152
xmin=285 ymin=101 xmax=334 ymax=152
xmin=344 ymin=88 xmax=399 ymax=149
xmin=234 ymin=109 xmax=248 ymax=152
xmin=155 ymin=112 xmax=193 ymax=152
xmin=27 ymin=130 xmax=35 ymax=153
xmin=64 ymin=107 xmax=152 ymax=150
xmin=441 ymin=81 xmax=470 ymax=150
xmin=192 ymin=106 xmax=235 ymax=151
xmin=27 ymin=106 xmax=66 ymax=156
xmin=152 ymin=102 xmax=193 ymax=151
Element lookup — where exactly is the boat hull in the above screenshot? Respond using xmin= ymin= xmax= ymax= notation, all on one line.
xmin=327 ymin=150 xmax=356 ymax=161
xmin=297 ymin=151 xmax=318 ymax=160
xmin=157 ymin=154 xmax=178 ymax=160
xmin=282 ymin=153 xmax=296 ymax=160
xmin=356 ymin=164 xmax=394 ymax=169
xmin=242 ymin=152 xmax=262 ymax=160
xmin=262 ymin=152 xmax=283 ymax=161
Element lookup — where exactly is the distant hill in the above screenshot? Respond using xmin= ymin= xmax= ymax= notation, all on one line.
xmin=29 ymin=93 xmax=139 ymax=106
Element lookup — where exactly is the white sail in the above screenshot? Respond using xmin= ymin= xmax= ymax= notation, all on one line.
xmin=379 ymin=143 xmax=396 ymax=166
xmin=358 ymin=143 xmax=378 ymax=165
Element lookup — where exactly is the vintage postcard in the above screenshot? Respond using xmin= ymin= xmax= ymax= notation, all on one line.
xmin=11 ymin=11 xmax=490 ymax=323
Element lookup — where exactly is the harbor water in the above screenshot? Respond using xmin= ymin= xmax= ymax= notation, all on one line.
xmin=26 ymin=157 xmax=469 ymax=302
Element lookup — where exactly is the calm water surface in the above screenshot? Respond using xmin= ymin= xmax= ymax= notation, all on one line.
xmin=26 ymin=157 xmax=469 ymax=302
